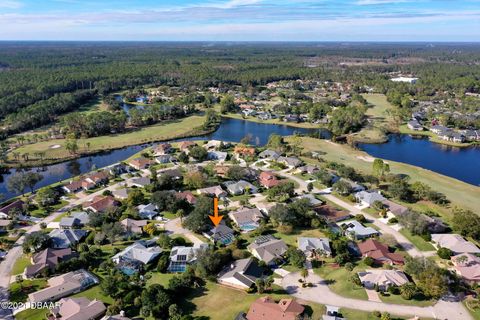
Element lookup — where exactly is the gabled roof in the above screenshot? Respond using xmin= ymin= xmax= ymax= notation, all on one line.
xmin=112 ymin=242 xmax=162 ymax=265
xmin=218 ymin=257 xmax=263 ymax=288
xmin=340 ymin=220 xmax=379 ymax=238
xmin=26 ymin=248 xmax=75 ymax=277
xmin=452 ymin=253 xmax=480 ymax=282
xmin=51 ymin=297 xmax=106 ymax=320
xmin=228 ymin=208 xmax=264 ymax=226
xmin=49 ymin=229 xmax=88 ymax=249
xmin=130 ymin=176 xmax=151 ymax=187
xmin=357 ymin=239 xmax=404 ymax=265
xmin=358 ymin=269 xmax=409 ymax=287
xmin=0 ymin=200 xmax=24 ymax=215
xmin=248 ymin=238 xmax=288 ymax=264
xmin=355 ymin=191 xmax=386 ymax=206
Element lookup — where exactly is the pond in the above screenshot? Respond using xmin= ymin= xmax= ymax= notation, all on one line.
xmin=0 ymin=118 xmax=327 ymax=200
xmin=358 ymin=134 xmax=480 ymax=186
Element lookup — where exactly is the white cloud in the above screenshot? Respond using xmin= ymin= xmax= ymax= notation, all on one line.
xmin=0 ymin=0 xmax=23 ymax=9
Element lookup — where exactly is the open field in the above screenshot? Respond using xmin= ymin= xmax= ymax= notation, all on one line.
xmin=296 ymin=137 xmax=480 ymax=215
xmin=8 ymin=115 xmax=207 ymax=165
xmin=189 ymin=281 xmax=325 ymax=320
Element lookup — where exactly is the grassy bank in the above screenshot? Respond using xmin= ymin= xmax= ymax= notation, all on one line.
xmin=220 ymin=112 xmax=322 ymax=129
xmin=295 ymin=137 xmax=480 ymax=215
xmin=351 ymin=94 xmax=395 ymax=144
xmin=7 ymin=114 xmax=208 ymax=167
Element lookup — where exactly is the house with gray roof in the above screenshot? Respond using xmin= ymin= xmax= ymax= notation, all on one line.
xmin=50 ymin=297 xmax=106 ymax=320
xmin=168 ymin=244 xmax=207 ymax=272
xmin=228 ymin=208 xmax=264 ymax=232
xmin=293 ymin=194 xmax=323 ymax=206
xmin=137 ymin=203 xmax=158 ymax=219
xmin=247 ymin=237 xmax=288 ymax=265
xmin=130 ymin=176 xmax=151 ymax=188
xmin=339 ymin=220 xmax=379 ymax=240
xmin=297 ymin=237 xmax=332 ymax=258
xmin=258 ymin=149 xmax=280 ymax=160
xmin=355 ymin=191 xmax=386 ymax=207
xmin=49 ymin=229 xmax=88 ymax=249
xmin=225 ymin=180 xmax=258 ymax=195
xmin=340 ymin=179 xmax=365 ymax=193
xmin=59 ymin=212 xmax=89 ymax=229
xmin=217 ymin=257 xmax=263 ymax=290
xmin=203 ymin=223 xmax=235 ymax=245
xmin=297 ymin=165 xmax=319 ymax=175
xmin=207 ymin=151 xmax=228 ymax=162
xmin=277 ymin=156 xmax=303 ymax=168
xmin=112 ymin=188 xmax=130 ymax=200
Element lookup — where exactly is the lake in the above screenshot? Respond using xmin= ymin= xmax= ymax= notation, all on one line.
xmin=0 ymin=118 xmax=326 ymax=199
xmin=359 ymin=134 xmax=480 ymax=186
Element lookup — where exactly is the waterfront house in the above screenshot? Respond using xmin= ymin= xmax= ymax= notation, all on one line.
xmin=277 ymin=156 xmax=302 ymax=168
xmin=234 ymin=146 xmax=256 ymax=157
xmin=217 ymin=257 xmax=263 ymax=290
xmin=62 ymin=180 xmax=83 ymax=194
xmin=153 ymin=143 xmax=172 ymax=156
xmin=155 ymin=154 xmax=176 ymax=164
xmin=258 ymin=149 xmax=280 ymax=160
xmin=179 ymin=141 xmax=197 ymax=152
xmin=128 ymin=157 xmax=153 ymax=170
xmin=407 ymin=120 xmax=423 ymax=131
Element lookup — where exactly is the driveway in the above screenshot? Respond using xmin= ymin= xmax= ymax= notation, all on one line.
xmin=164 ymin=218 xmax=205 ymax=246
xmin=282 ymin=270 xmax=472 ymax=320
xmin=365 ymin=289 xmax=381 ymax=302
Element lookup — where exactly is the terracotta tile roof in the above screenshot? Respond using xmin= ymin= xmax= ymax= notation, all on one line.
xmin=258 ymin=171 xmax=281 ymax=188
xmin=246 ymin=296 xmax=304 ymax=320
xmin=357 ymin=239 xmax=404 ymax=265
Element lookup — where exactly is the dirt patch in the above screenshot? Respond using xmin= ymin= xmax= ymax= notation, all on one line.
xmin=49 ymin=144 xmax=62 ymax=149
xmin=356 ymin=155 xmax=376 ymax=162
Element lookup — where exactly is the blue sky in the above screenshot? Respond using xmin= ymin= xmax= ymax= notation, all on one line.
xmin=0 ymin=0 xmax=479 ymax=41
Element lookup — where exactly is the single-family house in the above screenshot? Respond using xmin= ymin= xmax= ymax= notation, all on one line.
xmin=248 ymin=236 xmax=288 ymax=265
xmin=82 ymin=196 xmax=118 ymax=213
xmin=155 ymin=154 xmax=176 ymax=164
xmin=284 ymin=114 xmax=299 ymax=122
xmin=112 ymin=188 xmax=130 ymax=200
xmin=204 ymin=140 xmax=223 ymax=150
xmin=130 ymin=176 xmax=151 ymax=188
xmin=313 ymin=205 xmax=350 ymax=223
xmin=121 ymin=218 xmax=147 ymax=234
xmin=85 ymin=171 xmax=109 ymax=186
xmin=179 ymin=141 xmax=197 ymax=152
xmin=137 ymin=203 xmax=158 ymax=219
xmin=297 ymin=237 xmax=332 ymax=258
xmin=451 ymin=253 xmax=480 ymax=284
xmin=207 ymin=151 xmax=228 ymax=162
xmin=168 ymin=244 xmax=206 ymax=272
xmin=25 ymin=248 xmax=77 ymax=278
xmin=340 ymin=179 xmax=365 ymax=192
xmin=49 ymin=229 xmax=88 ymax=249
xmin=112 ymin=242 xmax=162 ymax=273
xmin=128 ymin=157 xmax=153 ymax=170
xmin=357 ymin=239 xmax=404 ymax=265
xmin=218 ymin=257 xmax=263 ymax=290
xmin=430 ymin=125 xmax=450 ymax=134
xmin=258 ymin=149 xmax=280 ymax=160
xmin=382 ymin=200 xmax=409 ymax=216
xmin=258 ymin=171 xmax=281 ymax=189
xmin=340 ymin=220 xmax=379 ymax=240
xmin=204 ymin=224 xmax=235 ymax=245
xmin=431 ymin=234 xmax=480 ymax=254
xmin=197 ymin=185 xmax=227 ymax=198
xmin=277 ymin=156 xmax=302 ymax=168
xmin=229 ymin=208 xmax=264 ymax=232
xmin=175 ymin=191 xmax=197 ymax=204
xmin=297 ymin=165 xmax=319 ymax=175
xmin=358 ymin=270 xmax=409 ymax=291
xmin=59 ymin=212 xmax=90 ymax=229
xmin=355 ymin=191 xmax=386 ymax=207
xmin=28 ymin=269 xmax=98 ymax=303
xmin=245 ymin=296 xmax=305 ymax=320
xmin=62 ymin=180 xmax=83 ymax=194
xmin=225 ymin=180 xmax=258 ymax=195
xmin=255 ymin=202 xmax=277 ymax=216
xmin=407 ymin=120 xmax=423 ymax=131
xmin=234 ymin=146 xmax=256 ymax=157
xmin=0 ymin=200 xmax=25 ymax=218
xmin=153 ymin=143 xmax=172 ymax=156
xmin=50 ymin=297 xmax=106 ymax=320
xmin=294 ymin=194 xmax=323 ymax=207
xmin=160 ymin=168 xmax=182 ymax=180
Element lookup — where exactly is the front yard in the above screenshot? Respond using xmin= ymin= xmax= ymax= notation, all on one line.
xmin=399 ymin=228 xmax=435 ymax=251
xmin=314 ymin=263 xmax=368 ymax=300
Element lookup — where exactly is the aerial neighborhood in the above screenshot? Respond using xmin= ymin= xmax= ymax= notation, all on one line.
xmin=0 ymin=130 xmax=479 ymax=320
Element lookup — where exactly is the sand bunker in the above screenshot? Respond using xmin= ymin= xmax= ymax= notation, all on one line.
xmin=49 ymin=144 xmax=61 ymax=149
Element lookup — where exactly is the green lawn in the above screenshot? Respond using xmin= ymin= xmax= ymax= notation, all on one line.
xmin=399 ymin=228 xmax=435 ymax=251
xmin=146 ymin=272 xmax=176 ymax=287
xmin=340 ymin=308 xmax=415 ymax=320
xmin=296 ymin=137 xmax=480 ymax=215
xmin=272 ymin=228 xmax=327 ymax=247
xmin=71 ymin=284 xmax=114 ymax=304
xmin=9 ymin=114 xmax=207 ymax=164
xmin=220 ymin=112 xmax=321 ymax=129
xmin=14 ymin=307 xmax=48 ymax=320
xmin=11 ymin=254 xmax=31 ymax=275
xmin=464 ymin=300 xmax=480 ymax=320
xmin=190 ymin=281 xmax=325 ymax=320
xmin=9 ymin=279 xmax=47 ymax=303
xmin=314 ymin=264 xmax=368 ymax=300
xmin=379 ymin=291 xmax=435 ymax=307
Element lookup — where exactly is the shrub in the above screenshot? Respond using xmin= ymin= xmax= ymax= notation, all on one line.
xmin=388 ymin=217 xmax=398 ymax=224
xmin=277 ymin=224 xmax=293 ymax=234
xmin=364 ymin=256 xmax=375 ymax=266
xmin=345 ymin=262 xmax=354 ymax=271
xmin=437 ymin=247 xmax=453 ymax=259
xmin=372 ymin=310 xmax=381 ymax=318
xmin=355 ymin=214 xmax=366 ymax=223
xmin=420 ymin=233 xmax=432 ymax=241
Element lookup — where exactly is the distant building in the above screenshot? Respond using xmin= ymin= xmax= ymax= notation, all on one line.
xmin=391 ymin=77 xmax=418 ymax=84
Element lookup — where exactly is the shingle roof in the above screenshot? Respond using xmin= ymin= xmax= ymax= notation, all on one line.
xmin=432 ymin=234 xmax=480 ymax=254
xmin=49 ymin=229 xmax=88 ymax=248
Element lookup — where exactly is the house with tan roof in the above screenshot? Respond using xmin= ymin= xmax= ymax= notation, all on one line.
xmin=452 ymin=253 xmax=480 ymax=284
xmin=357 ymin=239 xmax=404 ymax=265
xmin=28 ymin=269 xmax=98 ymax=303
xmin=153 ymin=143 xmax=172 ymax=156
xmin=313 ymin=205 xmax=350 ymax=223
xmin=228 ymin=208 xmax=264 ymax=232
xmin=25 ymin=248 xmax=77 ymax=278
xmin=431 ymin=234 xmax=480 ymax=254
xmin=50 ymin=297 xmax=106 ymax=320
xmin=128 ymin=157 xmax=153 ymax=170
xmin=245 ymin=296 xmax=305 ymax=320
xmin=358 ymin=269 xmax=409 ymax=291
xmin=197 ymin=185 xmax=227 ymax=198
xmin=121 ymin=218 xmax=147 ymax=235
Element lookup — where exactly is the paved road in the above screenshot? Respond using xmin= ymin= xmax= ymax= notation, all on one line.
xmin=282 ymin=269 xmax=472 ymax=320
xmin=164 ymin=217 xmax=205 ymax=246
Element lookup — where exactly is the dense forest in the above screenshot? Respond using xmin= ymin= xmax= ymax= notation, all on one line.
xmin=1 ymin=42 xmax=480 ymax=139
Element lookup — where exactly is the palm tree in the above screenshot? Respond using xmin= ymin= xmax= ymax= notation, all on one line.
xmin=176 ymin=209 xmax=185 ymax=223
xmin=301 ymin=268 xmax=309 ymax=282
